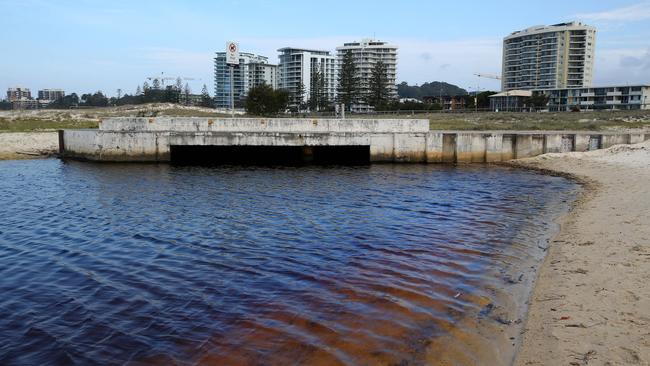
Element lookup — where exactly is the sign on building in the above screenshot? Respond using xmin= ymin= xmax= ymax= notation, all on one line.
xmin=226 ymin=41 xmax=239 ymax=65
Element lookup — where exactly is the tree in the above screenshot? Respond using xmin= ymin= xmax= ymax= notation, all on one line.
xmin=183 ymin=83 xmax=191 ymax=105
xmin=293 ymin=81 xmax=305 ymax=111
xmin=136 ymin=85 xmax=142 ymax=96
xmin=142 ymin=81 xmax=150 ymax=91
xmin=81 ymin=91 xmax=109 ymax=107
xmin=476 ymin=91 xmax=497 ymax=108
xmin=308 ymin=68 xmax=327 ymax=112
xmin=245 ymin=84 xmax=289 ymax=116
xmin=0 ymin=100 xmax=13 ymax=110
xmin=175 ymin=77 xmax=183 ymax=91
xmin=526 ymin=93 xmax=549 ymax=109
xmin=367 ymin=60 xmax=390 ymax=109
xmin=337 ymin=50 xmax=359 ymax=111
xmin=200 ymin=84 xmax=212 ymax=108
xmin=48 ymin=93 xmax=79 ymax=109
xmin=152 ymin=78 xmax=161 ymax=90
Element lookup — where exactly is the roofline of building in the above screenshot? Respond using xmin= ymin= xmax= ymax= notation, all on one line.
xmin=504 ymin=21 xmax=595 ymax=41
xmin=532 ymin=84 xmax=650 ymax=91
xmin=276 ymin=47 xmax=332 ymax=55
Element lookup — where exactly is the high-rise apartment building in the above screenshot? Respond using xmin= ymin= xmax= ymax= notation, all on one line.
xmin=214 ymin=52 xmax=277 ymax=108
xmin=336 ymin=39 xmax=398 ymax=112
xmin=502 ymin=22 xmax=596 ymax=91
xmin=7 ymin=87 xmax=32 ymax=101
xmin=38 ymin=89 xmax=65 ymax=102
xmin=277 ymin=48 xmax=337 ymax=110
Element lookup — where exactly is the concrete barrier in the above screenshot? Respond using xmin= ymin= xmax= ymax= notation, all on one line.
xmin=61 ymin=118 xmax=649 ymax=163
xmin=99 ymin=117 xmax=430 ymax=134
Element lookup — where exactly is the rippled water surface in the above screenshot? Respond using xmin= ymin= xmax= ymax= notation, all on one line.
xmin=0 ymin=159 xmax=577 ymax=365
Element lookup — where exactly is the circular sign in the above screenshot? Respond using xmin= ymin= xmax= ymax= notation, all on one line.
xmin=229 ymin=43 xmax=237 ymax=53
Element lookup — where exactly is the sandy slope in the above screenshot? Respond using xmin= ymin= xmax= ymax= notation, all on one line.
xmin=512 ymin=141 xmax=650 ymax=365
xmin=0 ymin=132 xmax=59 ymax=160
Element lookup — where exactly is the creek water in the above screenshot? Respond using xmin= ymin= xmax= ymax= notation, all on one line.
xmin=0 ymin=159 xmax=577 ymax=365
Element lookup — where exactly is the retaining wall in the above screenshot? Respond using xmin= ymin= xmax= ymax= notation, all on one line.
xmin=60 ymin=118 xmax=649 ymax=163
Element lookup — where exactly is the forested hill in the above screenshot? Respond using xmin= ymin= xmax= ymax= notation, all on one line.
xmin=397 ymin=82 xmax=468 ymax=99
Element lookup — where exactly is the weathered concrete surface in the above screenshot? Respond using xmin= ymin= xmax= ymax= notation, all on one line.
xmin=60 ymin=118 xmax=649 ymax=163
xmin=99 ymin=117 xmax=430 ymax=134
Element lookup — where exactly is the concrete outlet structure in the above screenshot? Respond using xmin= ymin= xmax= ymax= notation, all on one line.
xmin=60 ymin=118 xmax=648 ymax=163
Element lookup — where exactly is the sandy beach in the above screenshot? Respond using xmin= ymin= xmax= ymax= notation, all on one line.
xmin=512 ymin=140 xmax=650 ymax=365
xmin=0 ymin=132 xmax=58 ymax=160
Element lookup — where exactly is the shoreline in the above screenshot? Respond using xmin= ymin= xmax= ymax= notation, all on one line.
xmin=509 ymin=141 xmax=650 ymax=365
xmin=0 ymin=132 xmax=58 ymax=160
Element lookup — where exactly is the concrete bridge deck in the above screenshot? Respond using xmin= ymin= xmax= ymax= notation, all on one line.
xmin=59 ymin=118 xmax=649 ymax=163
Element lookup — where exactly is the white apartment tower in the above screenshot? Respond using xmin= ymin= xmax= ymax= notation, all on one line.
xmin=502 ymin=22 xmax=596 ymax=91
xmin=336 ymin=39 xmax=398 ymax=112
xmin=277 ymin=48 xmax=337 ymax=110
xmin=214 ymin=52 xmax=278 ymax=108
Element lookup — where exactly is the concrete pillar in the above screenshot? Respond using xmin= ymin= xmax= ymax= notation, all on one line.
xmin=501 ymin=135 xmax=516 ymax=161
xmin=455 ymin=133 xmax=475 ymax=163
xmin=394 ymin=134 xmax=426 ymax=162
xmin=485 ymin=134 xmax=504 ymax=162
xmin=442 ymin=134 xmax=456 ymax=163
xmin=602 ymin=134 xmax=630 ymax=148
xmin=531 ymin=135 xmax=545 ymax=156
xmin=369 ymin=134 xmax=394 ymax=162
xmin=574 ymin=134 xmax=590 ymax=152
xmin=515 ymin=135 xmax=533 ymax=158
xmin=425 ymin=133 xmax=444 ymax=163
xmin=544 ymin=134 xmax=563 ymax=153
xmin=630 ymin=133 xmax=645 ymax=144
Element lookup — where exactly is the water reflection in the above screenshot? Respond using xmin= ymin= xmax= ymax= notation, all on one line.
xmin=0 ymin=159 xmax=576 ymax=365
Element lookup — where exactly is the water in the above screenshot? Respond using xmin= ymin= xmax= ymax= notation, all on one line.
xmin=0 ymin=159 xmax=577 ymax=365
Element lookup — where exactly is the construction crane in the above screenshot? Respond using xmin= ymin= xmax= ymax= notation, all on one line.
xmin=471 ymin=73 xmax=502 ymax=112
xmin=146 ymin=72 xmax=175 ymax=88
xmin=474 ymin=73 xmax=501 ymax=80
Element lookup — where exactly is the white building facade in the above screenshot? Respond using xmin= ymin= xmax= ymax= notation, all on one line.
xmin=336 ymin=39 xmax=398 ymax=113
xmin=539 ymin=85 xmax=650 ymax=111
xmin=277 ymin=48 xmax=337 ymax=110
xmin=214 ymin=52 xmax=277 ymax=108
xmin=502 ymin=22 xmax=596 ymax=91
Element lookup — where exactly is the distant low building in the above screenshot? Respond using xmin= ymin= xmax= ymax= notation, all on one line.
xmin=179 ymin=93 xmax=204 ymax=106
xmin=488 ymin=90 xmax=533 ymax=111
xmin=10 ymin=99 xmax=40 ymax=110
xmin=537 ymin=85 xmax=650 ymax=111
xmin=423 ymin=95 xmax=468 ymax=110
xmin=399 ymin=98 xmax=422 ymax=104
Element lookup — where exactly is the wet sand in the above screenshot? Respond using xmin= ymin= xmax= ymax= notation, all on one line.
xmin=511 ymin=140 xmax=650 ymax=365
xmin=0 ymin=132 xmax=58 ymax=160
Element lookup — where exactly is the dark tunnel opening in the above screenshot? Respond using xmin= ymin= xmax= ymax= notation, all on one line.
xmin=170 ymin=145 xmax=371 ymax=165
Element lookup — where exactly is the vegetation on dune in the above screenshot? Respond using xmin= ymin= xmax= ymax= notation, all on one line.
xmin=1 ymin=103 xmax=648 ymax=132
xmin=420 ymin=111 xmax=650 ymax=131
xmin=0 ymin=118 xmax=99 ymax=132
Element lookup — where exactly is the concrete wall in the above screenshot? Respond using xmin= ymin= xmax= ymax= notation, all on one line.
xmin=61 ymin=119 xmax=649 ymax=163
xmin=99 ymin=117 xmax=430 ymax=134
xmin=63 ymin=130 xmax=170 ymax=162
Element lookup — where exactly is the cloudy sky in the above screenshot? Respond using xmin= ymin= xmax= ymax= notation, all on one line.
xmin=1 ymin=0 xmax=649 ymax=97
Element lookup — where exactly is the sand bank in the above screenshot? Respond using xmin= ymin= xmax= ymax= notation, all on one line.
xmin=511 ymin=140 xmax=650 ymax=365
xmin=0 ymin=132 xmax=58 ymax=160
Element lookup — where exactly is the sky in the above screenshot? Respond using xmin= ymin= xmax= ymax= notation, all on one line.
xmin=1 ymin=0 xmax=649 ymax=97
